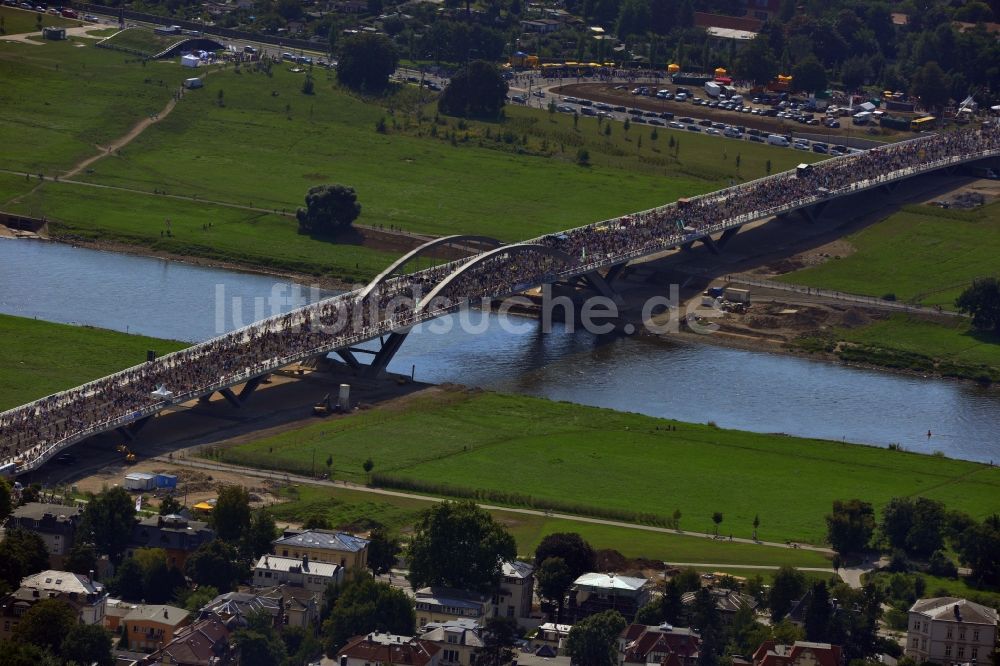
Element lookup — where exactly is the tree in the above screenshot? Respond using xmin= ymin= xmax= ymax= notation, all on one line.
xmin=80 ymin=486 xmax=135 ymax=562
xmin=296 ymin=184 xmax=361 ymax=236
xmin=840 ymin=55 xmax=871 ymax=90
xmin=366 ymin=526 xmax=400 ymax=575
xmin=615 ymin=0 xmax=650 ymax=39
xmin=64 ymin=541 xmax=98 ymax=576
xmin=826 ymin=499 xmax=876 ymax=554
xmin=955 ymin=277 xmax=1000 ymax=334
xmin=242 ymin=508 xmax=278 ymax=560
xmin=711 ymin=512 xmax=723 ymax=536
xmin=691 ymin=587 xmax=723 ymax=666
xmin=110 ymin=557 xmax=144 ymax=601
xmin=61 ymin=624 xmax=114 ymax=666
xmin=158 ymin=495 xmax=183 ymax=516
xmin=910 ymin=61 xmax=950 ymax=113
xmin=793 ymin=56 xmax=828 ymax=94
xmin=438 ymin=60 xmax=508 ymax=118
xmin=336 ymin=33 xmax=398 ymax=93
xmin=179 ymin=585 xmax=219 ymax=612
xmin=881 ymin=497 xmax=946 ymax=558
xmin=536 ymin=556 xmax=574 ymax=622
xmin=955 ymin=515 xmax=1000 ymax=585
xmin=235 ymin=611 xmax=287 ymax=666
xmin=322 ymin=574 xmax=415 ymax=654
xmin=211 ymin=485 xmax=251 ymax=543
xmin=566 ymin=610 xmax=627 ymax=666
xmin=0 ymin=528 xmax=49 ymax=591
xmin=478 ymin=616 xmax=517 ymax=666
xmin=408 ymin=501 xmax=516 ymax=593
xmin=734 ymin=35 xmax=779 ymax=85
xmin=660 ymin=578 xmax=685 ymax=624
xmin=363 ymin=458 xmax=374 ymax=480
xmin=13 ymin=599 xmax=76 ymax=653
xmin=535 ymin=533 xmax=595 ymax=580
xmin=803 ymin=581 xmax=831 ymax=642
xmin=186 ymin=539 xmax=246 ymax=591
xmin=769 ymin=565 xmax=806 ymax=622
xmin=135 ymin=548 xmax=183 ymax=604
xmin=0 ymin=641 xmax=61 ymax=666
xmin=302 ymin=72 xmax=315 ymax=95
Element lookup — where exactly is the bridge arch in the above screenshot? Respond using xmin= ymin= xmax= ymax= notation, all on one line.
xmin=359 ymin=235 xmax=503 ymax=301
xmin=415 ymin=243 xmax=572 ymax=314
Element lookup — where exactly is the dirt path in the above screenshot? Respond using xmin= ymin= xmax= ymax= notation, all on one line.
xmin=0 ymin=24 xmax=111 ymax=45
xmin=63 ymin=97 xmax=179 ymax=179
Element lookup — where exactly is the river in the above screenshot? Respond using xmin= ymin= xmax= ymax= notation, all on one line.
xmin=2 ymin=238 xmax=998 ymax=462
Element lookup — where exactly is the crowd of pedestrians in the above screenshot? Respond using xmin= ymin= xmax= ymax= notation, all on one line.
xmin=2 ymin=125 xmax=998 ymax=472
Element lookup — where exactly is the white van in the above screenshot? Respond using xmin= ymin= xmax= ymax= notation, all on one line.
xmin=767 ymin=134 xmax=790 ymax=147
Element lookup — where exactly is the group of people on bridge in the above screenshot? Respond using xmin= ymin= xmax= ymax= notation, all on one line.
xmin=2 ymin=125 xmax=999 ymax=473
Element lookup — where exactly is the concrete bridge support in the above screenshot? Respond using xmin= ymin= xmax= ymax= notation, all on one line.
xmin=333 ymin=332 xmax=411 ymax=379
xmin=679 ymin=225 xmax=744 ymax=255
xmin=202 ymin=374 xmax=268 ymax=409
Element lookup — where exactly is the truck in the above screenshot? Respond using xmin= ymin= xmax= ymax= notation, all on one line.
xmin=671 ymin=72 xmax=714 ymax=86
xmin=704 ymin=81 xmax=722 ymax=98
xmin=852 ymin=111 xmax=872 ymax=125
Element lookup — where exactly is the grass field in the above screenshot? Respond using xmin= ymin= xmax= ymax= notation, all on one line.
xmin=0 ymin=41 xmax=182 ymax=174
xmin=828 ymin=314 xmax=1000 ymax=382
xmin=0 ymin=173 xmax=37 ymax=203
xmin=268 ymin=484 xmax=832 ymax=566
xmin=7 ymin=183 xmax=401 ymax=282
xmin=0 ymin=313 xmax=187 ymax=410
xmin=776 ymin=203 xmax=1000 ymax=309
xmin=1 ymin=38 xmax=816 ymax=281
xmin=0 ymin=6 xmax=75 ymax=35
xmin=214 ymin=387 xmax=1000 ymax=545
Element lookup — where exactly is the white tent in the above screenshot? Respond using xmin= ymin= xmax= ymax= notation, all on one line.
xmin=858 ymin=101 xmax=876 ymax=112
xmin=181 ymin=54 xmax=200 ymax=68
xmin=151 ymin=385 xmax=174 ymax=399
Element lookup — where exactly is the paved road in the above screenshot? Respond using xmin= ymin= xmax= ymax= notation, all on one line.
xmin=155 ymin=454 xmax=836 ymax=557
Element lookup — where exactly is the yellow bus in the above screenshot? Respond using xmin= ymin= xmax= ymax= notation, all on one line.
xmin=911 ymin=116 xmax=936 ymax=131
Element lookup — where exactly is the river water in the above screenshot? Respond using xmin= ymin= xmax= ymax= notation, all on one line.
xmin=2 ymin=238 xmax=998 ymax=462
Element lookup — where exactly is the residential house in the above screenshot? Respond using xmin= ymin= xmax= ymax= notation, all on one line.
xmin=122 ymin=604 xmax=191 ymax=653
xmin=338 ymin=632 xmax=441 ymax=666
xmin=252 ymin=554 xmax=343 ymax=593
xmin=618 ymin=623 xmax=702 ymax=666
xmin=421 ymin=619 xmax=484 ymax=666
xmin=272 ymin=529 xmax=369 ymax=570
xmin=532 ymin=622 xmax=572 ymax=652
xmin=753 ymin=640 xmax=843 ymax=666
xmin=0 ymin=570 xmax=107 ymax=639
xmin=5 ymin=502 xmax=82 ymax=567
xmin=681 ymin=589 xmax=759 ymax=625
xmin=201 ymin=591 xmax=283 ymax=627
xmin=104 ymin=598 xmax=136 ymax=633
xmin=126 ymin=514 xmax=215 ymax=570
xmin=520 ymin=18 xmax=561 ymax=33
xmin=564 ymin=573 xmax=650 ymax=624
xmin=415 ymin=587 xmax=493 ymax=628
xmin=905 ymin=597 xmax=998 ymax=664
xmin=257 ymin=584 xmax=321 ymax=629
xmin=139 ymin=615 xmax=235 ymax=666
xmin=495 ymin=560 xmax=536 ymax=627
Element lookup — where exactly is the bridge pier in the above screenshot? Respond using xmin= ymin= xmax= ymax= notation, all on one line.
xmin=680 ymin=226 xmax=743 ymax=254
xmin=362 ymin=331 xmax=410 ymax=379
xmin=116 ymin=415 xmax=152 ymax=442
xmin=879 ymin=181 xmax=898 ymax=195
xmin=799 ymin=200 xmax=830 ymax=223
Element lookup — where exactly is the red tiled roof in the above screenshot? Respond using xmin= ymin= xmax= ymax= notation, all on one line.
xmin=340 ymin=635 xmax=441 ymax=666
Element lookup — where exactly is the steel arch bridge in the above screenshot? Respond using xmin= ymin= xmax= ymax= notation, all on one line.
xmin=2 ymin=127 xmax=998 ymax=475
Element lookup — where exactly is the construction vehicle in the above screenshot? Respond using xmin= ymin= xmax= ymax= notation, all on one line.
xmin=312 ymin=393 xmax=333 ymax=417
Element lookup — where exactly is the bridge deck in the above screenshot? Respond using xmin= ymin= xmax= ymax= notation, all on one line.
xmin=2 ymin=127 xmax=998 ymax=474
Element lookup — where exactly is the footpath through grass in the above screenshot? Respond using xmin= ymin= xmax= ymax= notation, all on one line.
xmin=0 ymin=314 xmax=187 ymax=411
xmin=268 ymin=484 xmax=831 ymax=567
xmin=213 ymin=387 xmax=1000 ymax=546
xmin=776 ymin=203 xmax=1000 ymax=309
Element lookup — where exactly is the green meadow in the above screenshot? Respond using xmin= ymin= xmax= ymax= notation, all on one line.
xmin=269 ymin=484 xmax=832 ymax=567
xmin=1 ymin=36 xmax=815 ymax=282
xmin=99 ymin=27 xmax=183 ymax=56
xmin=0 ymin=6 xmax=75 ymax=35
xmin=215 ymin=388 xmax=1000 ymax=545
xmin=0 ymin=314 xmax=187 ymax=410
